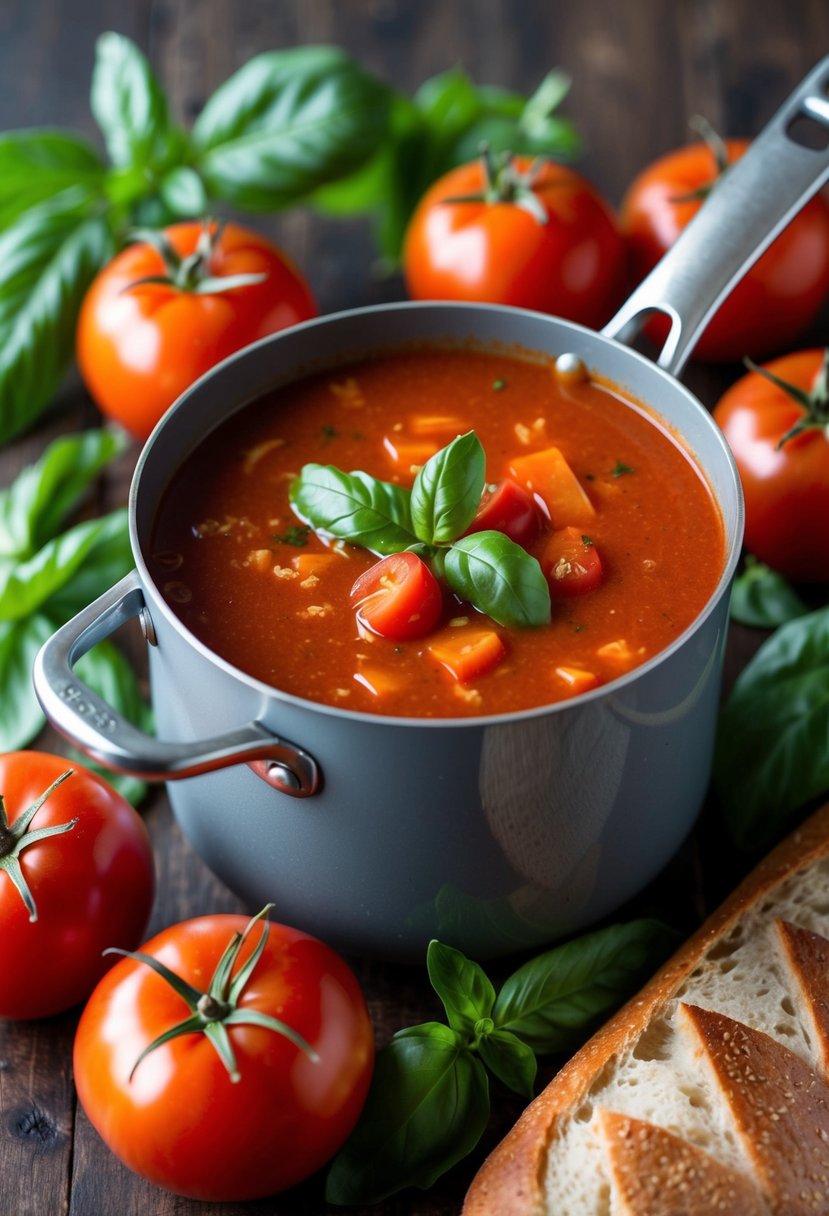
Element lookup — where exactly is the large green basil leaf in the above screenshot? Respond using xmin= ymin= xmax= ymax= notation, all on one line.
xmin=492 ymin=919 xmax=678 ymax=1053
xmin=729 ymin=559 xmax=808 ymax=629
xmin=0 ymin=614 xmax=54 ymax=751
xmin=0 ymin=130 xmax=105 ymax=227
xmin=192 ymin=46 xmax=392 ymax=210
xmin=0 ymin=200 xmax=113 ymax=444
xmin=0 ymin=510 xmax=130 ymax=622
xmin=411 ymin=432 xmax=485 ymax=545
xmin=91 ymin=32 xmax=183 ymax=171
xmin=325 ymin=1022 xmax=489 ymax=1205
xmin=427 ymin=939 xmax=496 ymax=1034
xmin=0 ymin=430 xmax=126 ymax=561
xmin=715 ymin=605 xmax=829 ymax=848
xmin=290 ymin=464 xmax=415 ymax=555
xmin=444 ymin=531 xmax=551 ymax=628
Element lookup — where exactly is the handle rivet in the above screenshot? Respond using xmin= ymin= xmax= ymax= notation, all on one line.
xmin=265 ymin=762 xmax=301 ymax=793
xmin=554 ymin=353 xmax=588 ymax=381
xmin=138 ymin=607 xmax=158 ymax=646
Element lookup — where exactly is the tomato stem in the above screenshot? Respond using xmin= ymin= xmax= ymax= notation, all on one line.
xmin=105 ymin=906 xmax=320 ymax=1084
xmin=123 ymin=218 xmax=267 ymax=296
xmin=440 ymin=145 xmax=550 ymax=225
xmin=743 ymin=350 xmax=829 ymax=447
xmin=0 ymin=769 xmax=78 ymax=922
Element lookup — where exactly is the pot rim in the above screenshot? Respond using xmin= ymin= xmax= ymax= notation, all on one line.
xmin=130 ymin=299 xmax=744 ymax=731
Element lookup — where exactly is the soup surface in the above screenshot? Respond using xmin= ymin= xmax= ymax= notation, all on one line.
xmin=151 ymin=346 xmax=725 ymax=718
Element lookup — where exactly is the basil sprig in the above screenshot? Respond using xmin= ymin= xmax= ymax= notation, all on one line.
xmin=290 ymin=432 xmax=551 ymax=628
xmin=326 ymin=921 xmax=677 ymax=1204
xmin=0 ymin=430 xmax=150 ymax=804
xmin=729 ymin=556 xmax=809 ymax=629
xmin=715 ymin=602 xmax=829 ymax=849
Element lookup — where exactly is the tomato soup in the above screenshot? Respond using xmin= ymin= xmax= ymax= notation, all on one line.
xmin=150 ymin=347 xmax=725 ymax=718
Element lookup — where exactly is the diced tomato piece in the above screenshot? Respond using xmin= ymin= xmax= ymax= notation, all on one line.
xmin=353 ymin=666 xmax=406 ymax=697
xmin=508 ymin=446 xmax=595 ymax=526
xmin=427 ymin=629 xmax=506 ymax=683
xmin=541 ymin=526 xmax=603 ymax=596
xmin=350 ymin=552 xmax=443 ymax=641
xmin=292 ymin=553 xmax=342 ymax=579
xmin=464 ymin=478 xmax=543 ymax=547
xmin=596 ymin=638 xmax=646 ymax=666
xmin=554 ymin=666 xmax=600 ymax=695
xmin=382 ymin=434 xmax=439 ymax=472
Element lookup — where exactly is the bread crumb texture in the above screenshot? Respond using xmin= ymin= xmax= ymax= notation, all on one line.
xmin=546 ymin=860 xmax=829 ymax=1215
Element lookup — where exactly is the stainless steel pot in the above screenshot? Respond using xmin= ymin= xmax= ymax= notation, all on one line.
xmin=34 ymin=60 xmax=829 ymax=959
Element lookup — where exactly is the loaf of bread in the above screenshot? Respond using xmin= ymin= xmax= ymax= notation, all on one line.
xmin=463 ymin=801 xmax=829 ymax=1216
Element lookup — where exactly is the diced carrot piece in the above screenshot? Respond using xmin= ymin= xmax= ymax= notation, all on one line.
xmin=292 ymin=553 xmax=342 ymax=579
xmin=407 ymin=414 xmax=469 ymax=437
xmin=508 ymin=446 xmax=595 ymax=526
xmin=382 ymin=435 xmax=439 ymax=471
xmin=427 ymin=629 xmax=506 ymax=683
xmin=554 ymin=666 xmax=600 ymax=695
xmin=596 ymin=638 xmax=646 ymax=666
xmin=353 ymin=666 xmax=405 ymax=697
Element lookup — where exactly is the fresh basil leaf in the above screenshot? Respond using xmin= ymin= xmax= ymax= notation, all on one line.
xmin=729 ymin=558 xmax=809 ymax=629
xmin=0 ymin=130 xmax=105 ymax=224
xmin=72 ymin=640 xmax=152 ymax=806
xmin=0 ymin=200 xmax=113 ymax=443
xmin=477 ymin=1027 xmax=537 ymax=1098
xmin=0 ymin=430 xmax=127 ymax=560
xmin=714 ymin=605 xmax=829 ymax=849
xmin=0 ymin=614 xmax=54 ymax=751
xmin=445 ymin=531 xmax=551 ymax=628
xmin=0 ymin=510 xmax=130 ymax=622
xmin=427 ymin=939 xmax=496 ymax=1033
xmin=192 ymin=47 xmax=392 ymax=210
xmin=492 ymin=919 xmax=678 ymax=1053
xmin=159 ymin=165 xmax=209 ymax=218
xmin=325 ymin=1022 xmax=489 ymax=1205
xmin=290 ymin=464 xmax=415 ymax=555
xmin=91 ymin=32 xmax=182 ymax=171
xmin=412 ymin=432 xmax=485 ymax=545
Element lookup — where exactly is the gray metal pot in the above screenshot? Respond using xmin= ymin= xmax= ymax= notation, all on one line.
xmin=34 ymin=60 xmax=829 ymax=959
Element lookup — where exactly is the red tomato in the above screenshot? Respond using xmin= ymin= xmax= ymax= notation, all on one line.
xmin=713 ymin=349 xmax=829 ymax=582
xmin=77 ymin=220 xmax=317 ymax=440
xmin=73 ymin=912 xmax=374 ymax=1201
xmin=0 ymin=752 xmax=154 ymax=1020
xmin=620 ymin=139 xmax=829 ymax=362
xmin=351 ymin=551 xmax=443 ymax=640
xmin=541 ymin=526 xmax=604 ymax=596
xmin=465 ymin=478 xmax=543 ymax=547
xmin=402 ymin=153 xmax=627 ymax=328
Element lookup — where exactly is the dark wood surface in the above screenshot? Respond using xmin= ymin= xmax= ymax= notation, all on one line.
xmin=1 ymin=2 xmax=828 ymax=1214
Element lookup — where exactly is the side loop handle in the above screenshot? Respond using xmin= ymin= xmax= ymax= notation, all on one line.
xmin=32 ymin=571 xmax=321 ymax=797
xmin=603 ymin=56 xmax=829 ymax=376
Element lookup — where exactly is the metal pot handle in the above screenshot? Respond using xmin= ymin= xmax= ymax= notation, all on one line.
xmin=32 ymin=570 xmax=320 ymax=797
xmin=603 ymin=55 xmax=829 ymax=376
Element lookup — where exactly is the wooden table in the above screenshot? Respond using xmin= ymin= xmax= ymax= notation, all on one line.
xmin=1 ymin=3 xmax=827 ymax=1213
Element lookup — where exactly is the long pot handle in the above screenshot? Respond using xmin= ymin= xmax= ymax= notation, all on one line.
xmin=603 ymin=55 xmax=829 ymax=376
xmin=32 ymin=570 xmax=320 ymax=797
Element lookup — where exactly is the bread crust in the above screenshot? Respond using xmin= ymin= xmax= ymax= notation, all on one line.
xmin=462 ymin=800 xmax=829 ymax=1216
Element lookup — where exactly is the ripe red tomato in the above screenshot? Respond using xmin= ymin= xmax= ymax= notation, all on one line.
xmin=77 ymin=220 xmax=317 ymax=440
xmin=620 ymin=138 xmax=829 ymax=362
xmin=351 ymin=551 xmax=444 ymax=640
xmin=541 ymin=526 xmax=604 ymax=596
xmin=74 ymin=912 xmax=374 ymax=1201
xmin=402 ymin=153 xmax=626 ymax=328
xmin=712 ymin=348 xmax=829 ymax=582
xmin=465 ymin=478 xmax=543 ymax=547
xmin=0 ymin=752 xmax=154 ymax=1019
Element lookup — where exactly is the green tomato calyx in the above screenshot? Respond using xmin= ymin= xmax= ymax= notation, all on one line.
xmin=124 ymin=218 xmax=268 ymax=296
xmin=441 ymin=145 xmax=551 ymax=225
xmin=743 ymin=349 xmax=829 ymax=447
xmin=0 ymin=768 xmax=78 ymax=923
xmin=105 ymin=906 xmax=320 ymax=1084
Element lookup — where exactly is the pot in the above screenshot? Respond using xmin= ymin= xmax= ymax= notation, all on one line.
xmin=34 ymin=60 xmax=829 ymax=959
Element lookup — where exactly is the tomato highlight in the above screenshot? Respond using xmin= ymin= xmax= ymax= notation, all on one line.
xmin=464 ymin=477 xmax=543 ymax=547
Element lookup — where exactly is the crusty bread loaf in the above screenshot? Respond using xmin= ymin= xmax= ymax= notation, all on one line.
xmin=463 ymin=801 xmax=829 ymax=1216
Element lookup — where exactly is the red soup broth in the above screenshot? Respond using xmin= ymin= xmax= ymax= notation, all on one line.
xmin=150 ymin=346 xmax=725 ymax=719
